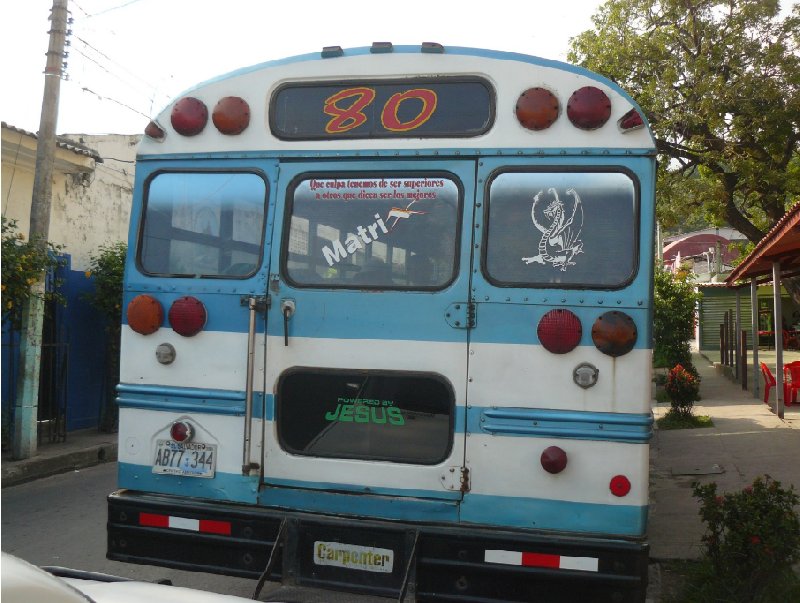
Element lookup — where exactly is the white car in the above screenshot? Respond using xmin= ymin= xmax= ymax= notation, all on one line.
xmin=1 ymin=553 xmax=263 ymax=603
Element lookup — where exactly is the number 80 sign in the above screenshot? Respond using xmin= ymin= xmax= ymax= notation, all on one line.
xmin=323 ymin=87 xmax=438 ymax=134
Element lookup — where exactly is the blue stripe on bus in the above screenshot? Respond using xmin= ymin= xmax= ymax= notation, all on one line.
xmin=460 ymin=493 xmax=648 ymax=536
xmin=117 ymin=463 xmax=645 ymax=534
xmin=122 ymin=290 xmax=652 ymax=347
xmin=117 ymin=383 xmax=265 ymax=417
xmin=468 ymin=407 xmax=653 ymax=443
xmin=118 ymin=462 xmax=260 ymax=503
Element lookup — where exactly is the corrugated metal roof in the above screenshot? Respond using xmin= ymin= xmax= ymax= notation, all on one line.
xmin=2 ymin=121 xmax=102 ymax=161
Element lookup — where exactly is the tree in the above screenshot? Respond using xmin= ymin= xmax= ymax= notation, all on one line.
xmin=653 ymin=268 xmax=702 ymax=368
xmin=569 ymin=0 xmax=800 ymax=298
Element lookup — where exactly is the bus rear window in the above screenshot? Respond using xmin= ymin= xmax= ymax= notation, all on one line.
xmin=277 ymin=369 xmax=454 ymax=464
xmin=138 ymin=172 xmax=267 ymax=278
xmin=283 ymin=176 xmax=460 ymax=289
xmin=484 ymin=170 xmax=638 ymax=288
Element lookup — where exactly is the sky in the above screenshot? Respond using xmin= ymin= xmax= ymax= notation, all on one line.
xmin=2 ymin=0 xmax=606 ymax=135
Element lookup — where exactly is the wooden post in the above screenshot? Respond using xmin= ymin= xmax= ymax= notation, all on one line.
xmin=741 ymin=330 xmax=748 ymax=390
xmin=720 ymin=323 xmax=726 ymax=365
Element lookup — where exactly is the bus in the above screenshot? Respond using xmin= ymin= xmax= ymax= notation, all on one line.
xmin=108 ymin=44 xmax=656 ymax=603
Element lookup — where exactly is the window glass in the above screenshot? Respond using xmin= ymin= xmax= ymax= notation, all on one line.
xmin=485 ymin=171 xmax=638 ymax=287
xmin=285 ymin=176 xmax=460 ymax=289
xmin=278 ymin=370 xmax=453 ymax=464
xmin=139 ymin=172 xmax=267 ymax=277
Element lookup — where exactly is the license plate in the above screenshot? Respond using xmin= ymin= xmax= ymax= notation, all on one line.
xmin=152 ymin=440 xmax=216 ymax=478
xmin=313 ymin=541 xmax=394 ymax=573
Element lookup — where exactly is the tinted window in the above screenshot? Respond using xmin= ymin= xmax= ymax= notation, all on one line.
xmin=278 ymin=370 xmax=453 ymax=464
xmin=139 ymin=172 xmax=267 ymax=277
xmin=485 ymin=171 xmax=638 ymax=288
xmin=284 ymin=176 xmax=460 ymax=289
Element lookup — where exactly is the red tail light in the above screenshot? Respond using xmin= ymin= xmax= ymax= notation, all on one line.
xmin=170 ymin=421 xmax=193 ymax=443
xmin=516 ymin=87 xmax=559 ymax=131
xmin=144 ymin=120 xmax=166 ymax=140
xmin=168 ymin=296 xmax=207 ymax=337
xmin=127 ymin=294 xmax=164 ymax=335
xmin=591 ymin=311 xmax=637 ymax=357
xmin=541 ymin=446 xmax=568 ymax=474
xmin=567 ymin=86 xmax=611 ymax=130
xmin=537 ymin=309 xmax=582 ymax=354
xmin=610 ymin=475 xmax=631 ymax=497
xmin=212 ymin=96 xmax=250 ymax=135
xmin=171 ymin=97 xmax=208 ymax=136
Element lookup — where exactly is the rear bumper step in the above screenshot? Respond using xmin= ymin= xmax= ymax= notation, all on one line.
xmin=108 ymin=489 xmax=648 ymax=602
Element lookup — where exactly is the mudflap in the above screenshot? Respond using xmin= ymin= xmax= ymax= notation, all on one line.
xmin=108 ymin=490 xmax=648 ymax=602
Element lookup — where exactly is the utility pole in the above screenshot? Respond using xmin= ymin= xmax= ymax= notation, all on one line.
xmin=13 ymin=0 xmax=70 ymax=459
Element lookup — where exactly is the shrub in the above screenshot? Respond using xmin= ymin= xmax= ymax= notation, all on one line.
xmin=1 ymin=217 xmax=65 ymax=327
xmin=653 ymin=269 xmax=701 ymax=369
xmin=688 ymin=476 xmax=800 ymax=602
xmin=664 ymin=363 xmax=700 ymax=416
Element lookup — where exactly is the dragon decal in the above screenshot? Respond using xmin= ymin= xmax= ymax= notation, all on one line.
xmin=522 ymin=187 xmax=584 ymax=271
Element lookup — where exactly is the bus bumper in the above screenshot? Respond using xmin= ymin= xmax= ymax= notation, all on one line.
xmin=108 ymin=489 xmax=649 ymax=602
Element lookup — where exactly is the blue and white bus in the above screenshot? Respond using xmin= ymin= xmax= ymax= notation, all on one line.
xmin=108 ymin=43 xmax=656 ymax=602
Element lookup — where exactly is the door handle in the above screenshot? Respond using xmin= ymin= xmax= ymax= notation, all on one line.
xmin=280 ymin=299 xmax=296 ymax=346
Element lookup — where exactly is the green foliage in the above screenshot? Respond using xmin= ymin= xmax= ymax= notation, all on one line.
xmin=569 ymin=0 xmax=800 ymax=243
xmin=83 ymin=242 xmax=127 ymax=332
xmin=653 ymin=269 xmax=701 ymax=368
xmin=1 ymin=217 xmax=66 ymax=327
xmin=685 ymin=476 xmax=800 ymax=602
xmin=656 ymin=411 xmax=712 ymax=430
xmin=664 ymin=363 xmax=701 ymax=415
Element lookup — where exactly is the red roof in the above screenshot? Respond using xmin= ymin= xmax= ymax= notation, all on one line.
xmin=726 ymin=203 xmax=800 ymax=284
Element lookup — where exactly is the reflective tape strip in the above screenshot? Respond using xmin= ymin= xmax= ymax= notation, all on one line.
xmin=138 ymin=513 xmax=231 ymax=535
xmin=485 ymin=550 xmax=598 ymax=572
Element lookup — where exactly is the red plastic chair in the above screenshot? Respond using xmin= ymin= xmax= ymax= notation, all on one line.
xmin=784 ymin=361 xmax=800 ymax=406
xmin=761 ymin=362 xmax=776 ymax=404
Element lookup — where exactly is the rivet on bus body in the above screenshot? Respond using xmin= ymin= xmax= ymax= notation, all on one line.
xmin=598 ymin=299 xmax=604 ymax=304
xmin=638 ymin=300 xmax=643 ymax=305
xmin=617 ymin=300 xmax=622 ymax=304
xmin=485 ymin=296 xmax=490 ymax=301
xmin=562 ymin=298 xmax=566 ymax=303
xmin=580 ymin=299 xmax=584 ymax=304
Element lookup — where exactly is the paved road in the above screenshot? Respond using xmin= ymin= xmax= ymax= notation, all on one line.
xmin=0 ymin=462 xmax=389 ymax=602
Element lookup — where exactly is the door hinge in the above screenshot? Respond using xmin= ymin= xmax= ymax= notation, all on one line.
xmin=445 ymin=302 xmax=476 ymax=329
xmin=460 ymin=467 xmax=471 ymax=494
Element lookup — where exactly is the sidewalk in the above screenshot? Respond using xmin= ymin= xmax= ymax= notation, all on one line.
xmin=648 ymin=351 xmax=800 ymax=561
xmin=1 ymin=428 xmax=118 ymax=488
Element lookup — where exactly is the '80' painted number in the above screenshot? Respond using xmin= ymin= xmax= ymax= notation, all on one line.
xmin=323 ymin=87 xmax=438 ymax=134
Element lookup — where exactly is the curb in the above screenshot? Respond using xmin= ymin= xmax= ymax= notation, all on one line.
xmin=1 ymin=443 xmax=118 ymax=488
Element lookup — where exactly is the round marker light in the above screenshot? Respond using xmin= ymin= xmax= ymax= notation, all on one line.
xmin=537 ymin=309 xmax=582 ymax=354
xmin=168 ymin=296 xmax=207 ymax=337
xmin=127 ymin=294 xmax=164 ymax=335
xmin=610 ymin=475 xmax=631 ymax=497
xmin=170 ymin=421 xmax=193 ymax=443
xmin=516 ymin=87 xmax=559 ymax=131
xmin=591 ymin=311 xmax=637 ymax=357
xmin=171 ymin=97 xmax=208 ymax=136
xmin=541 ymin=446 xmax=568 ymax=474
xmin=212 ymin=96 xmax=250 ymax=135
xmin=567 ymin=86 xmax=611 ymax=130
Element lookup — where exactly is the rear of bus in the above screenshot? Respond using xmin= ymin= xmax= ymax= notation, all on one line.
xmin=108 ymin=45 xmax=656 ymax=602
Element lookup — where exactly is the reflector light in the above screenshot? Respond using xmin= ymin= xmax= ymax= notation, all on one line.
xmin=516 ymin=87 xmax=559 ymax=131
xmin=171 ymin=97 xmax=208 ymax=136
xmin=144 ymin=120 xmax=165 ymax=140
xmin=591 ymin=311 xmax=637 ymax=357
xmin=618 ymin=108 xmax=644 ymax=131
xmin=126 ymin=294 xmax=164 ymax=335
xmin=610 ymin=475 xmax=631 ymax=497
xmin=168 ymin=296 xmax=207 ymax=337
xmin=540 ymin=446 xmax=568 ymax=474
xmin=212 ymin=96 xmax=250 ymax=135
xmin=537 ymin=309 xmax=582 ymax=354
xmin=170 ymin=420 xmax=193 ymax=442
xmin=567 ymin=86 xmax=611 ymax=130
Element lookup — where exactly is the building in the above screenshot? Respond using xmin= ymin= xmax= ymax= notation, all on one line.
xmin=2 ymin=122 xmax=138 ymax=445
